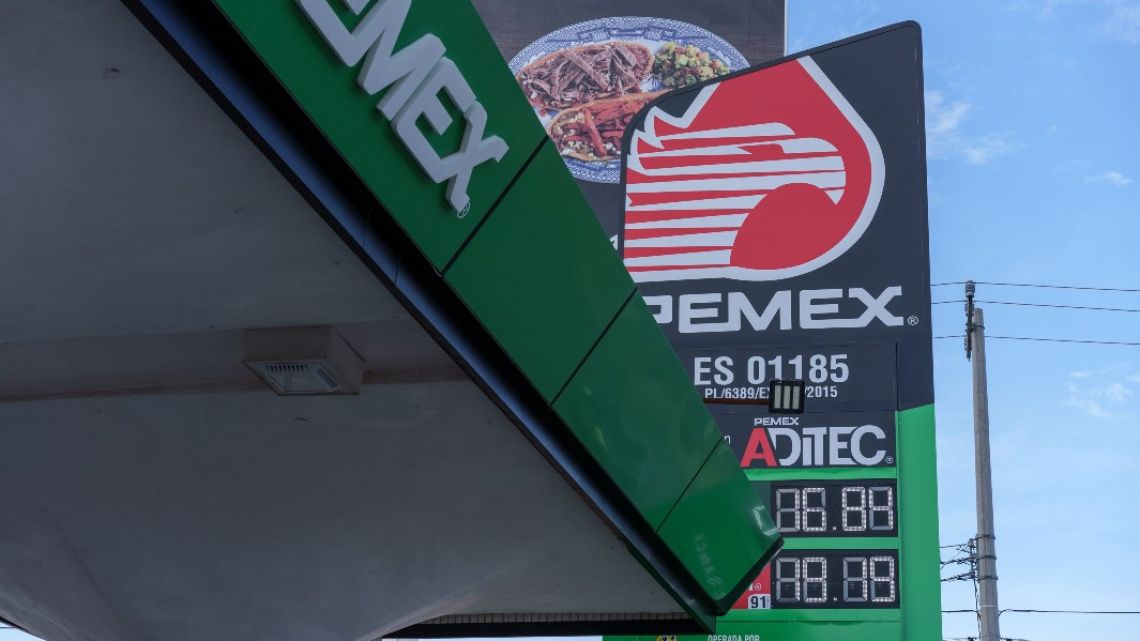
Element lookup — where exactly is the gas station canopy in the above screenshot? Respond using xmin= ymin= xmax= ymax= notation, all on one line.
xmin=0 ymin=2 xmax=780 ymax=640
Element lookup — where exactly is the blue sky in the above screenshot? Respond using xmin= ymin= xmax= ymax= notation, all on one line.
xmin=4 ymin=3 xmax=1137 ymax=641
xmin=789 ymin=1 xmax=1140 ymax=640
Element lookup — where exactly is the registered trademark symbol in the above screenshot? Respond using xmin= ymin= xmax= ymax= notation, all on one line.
xmin=886 ymin=456 xmax=895 ymax=464
xmin=456 ymin=202 xmax=471 ymax=219
xmin=907 ymin=315 xmax=920 ymax=326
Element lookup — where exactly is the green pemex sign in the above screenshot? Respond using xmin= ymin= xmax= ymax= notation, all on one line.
xmin=206 ymin=0 xmax=785 ymax=629
xmin=212 ymin=0 xmax=544 ymax=270
xmin=293 ymin=0 xmax=509 ymax=214
xmin=609 ymin=21 xmax=941 ymax=641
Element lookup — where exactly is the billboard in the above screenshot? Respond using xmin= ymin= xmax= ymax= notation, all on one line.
xmin=612 ymin=22 xmax=940 ymax=641
xmin=471 ymin=0 xmax=786 ymax=240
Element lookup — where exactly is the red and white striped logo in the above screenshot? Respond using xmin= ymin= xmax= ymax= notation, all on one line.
xmin=622 ymin=57 xmax=884 ymax=283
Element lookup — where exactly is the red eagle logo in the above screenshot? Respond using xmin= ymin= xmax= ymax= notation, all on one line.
xmin=622 ymin=57 xmax=884 ymax=283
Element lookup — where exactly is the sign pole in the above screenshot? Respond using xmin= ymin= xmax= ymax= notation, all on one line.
xmin=969 ymin=304 xmax=1001 ymax=641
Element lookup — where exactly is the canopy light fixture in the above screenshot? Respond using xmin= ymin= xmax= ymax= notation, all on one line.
xmin=242 ymin=326 xmax=363 ymax=395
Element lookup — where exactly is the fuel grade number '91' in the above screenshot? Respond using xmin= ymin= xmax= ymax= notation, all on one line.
xmin=771 ymin=480 xmax=897 ymax=536
xmin=679 ymin=343 xmax=897 ymax=412
xmin=772 ymin=550 xmax=899 ymax=609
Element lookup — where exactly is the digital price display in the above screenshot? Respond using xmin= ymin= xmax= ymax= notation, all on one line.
xmin=771 ymin=480 xmax=897 ymax=537
xmin=770 ymin=550 xmax=899 ymax=609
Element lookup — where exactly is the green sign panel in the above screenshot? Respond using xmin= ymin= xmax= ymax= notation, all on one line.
xmin=207 ymin=0 xmax=783 ymax=626
xmin=213 ymin=0 xmax=546 ymax=269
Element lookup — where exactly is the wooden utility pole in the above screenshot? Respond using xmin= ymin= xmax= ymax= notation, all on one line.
xmin=966 ymin=281 xmax=1000 ymax=641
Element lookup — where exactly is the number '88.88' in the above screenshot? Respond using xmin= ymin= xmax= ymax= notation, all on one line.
xmin=773 ymin=553 xmax=897 ymax=607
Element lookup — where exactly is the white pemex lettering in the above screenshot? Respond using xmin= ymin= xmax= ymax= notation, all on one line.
xmin=297 ymin=0 xmax=508 ymax=212
xmin=657 ymin=286 xmax=906 ymax=333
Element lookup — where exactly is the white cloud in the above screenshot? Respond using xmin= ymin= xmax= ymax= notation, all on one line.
xmin=1012 ymin=0 xmax=1140 ymax=43
xmin=1084 ymin=171 xmax=1134 ymax=186
xmin=999 ymin=0 xmax=1094 ymax=20
xmin=1105 ymin=2 xmax=1140 ymax=43
xmin=1051 ymin=157 xmax=1092 ymax=176
xmin=1105 ymin=382 xmax=1134 ymax=403
xmin=925 ymin=90 xmax=1019 ymax=165
xmin=1066 ymin=388 xmax=1112 ymax=418
xmin=961 ymin=134 xmax=1021 ymax=165
xmin=1064 ymin=366 xmax=1139 ymax=418
xmin=1037 ymin=0 xmax=1070 ymax=19
xmin=926 ymin=91 xmax=972 ymax=135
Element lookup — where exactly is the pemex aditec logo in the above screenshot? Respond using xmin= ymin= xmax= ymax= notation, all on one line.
xmin=621 ymin=57 xmax=884 ymax=283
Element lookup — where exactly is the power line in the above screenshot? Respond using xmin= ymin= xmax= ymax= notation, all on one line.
xmin=958 ymin=637 xmax=1030 ymax=641
xmin=941 ymin=539 xmax=977 ymax=583
xmin=934 ymin=335 xmax=1140 ymax=346
xmin=932 ymin=299 xmax=1140 ymax=313
xmin=1003 ymin=609 xmax=1140 ymax=615
xmin=933 ymin=281 xmax=1140 ymax=293
xmin=943 ymin=608 xmax=1140 ymax=615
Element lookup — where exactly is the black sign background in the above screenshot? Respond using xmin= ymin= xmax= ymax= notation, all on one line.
xmin=620 ymin=24 xmax=932 ymax=410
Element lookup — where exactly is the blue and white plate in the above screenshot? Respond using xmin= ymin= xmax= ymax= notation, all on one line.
xmin=509 ymin=16 xmax=748 ymax=184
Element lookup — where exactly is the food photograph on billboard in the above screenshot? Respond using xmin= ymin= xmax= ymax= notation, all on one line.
xmin=473 ymin=0 xmax=786 ymax=238
xmin=511 ymin=19 xmax=745 ymax=183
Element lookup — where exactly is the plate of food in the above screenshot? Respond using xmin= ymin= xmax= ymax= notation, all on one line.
xmin=509 ymin=17 xmax=748 ymax=183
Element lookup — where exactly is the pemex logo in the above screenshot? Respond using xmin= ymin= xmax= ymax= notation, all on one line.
xmin=622 ymin=57 xmax=885 ymax=283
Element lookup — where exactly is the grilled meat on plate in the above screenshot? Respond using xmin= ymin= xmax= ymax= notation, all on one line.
xmin=516 ymin=42 xmax=653 ymax=112
xmin=547 ymin=92 xmax=662 ymax=161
